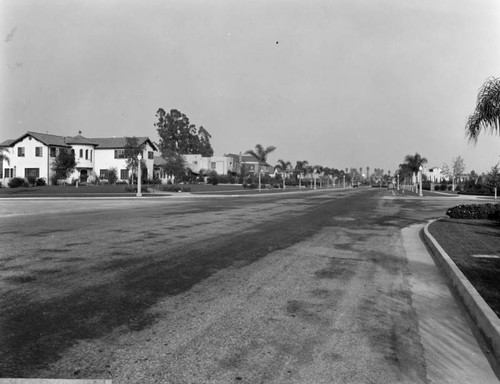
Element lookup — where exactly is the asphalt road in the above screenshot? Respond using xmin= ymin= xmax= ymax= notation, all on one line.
xmin=0 ymin=188 xmax=494 ymax=383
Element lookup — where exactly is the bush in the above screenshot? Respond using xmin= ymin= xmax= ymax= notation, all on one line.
xmin=434 ymin=185 xmax=440 ymax=191
xmin=242 ymin=182 xmax=258 ymax=189
xmin=35 ymin=178 xmax=47 ymax=186
xmin=8 ymin=177 xmax=28 ymax=188
xmin=207 ymin=171 xmax=219 ymax=185
xmin=446 ymin=204 xmax=500 ymax=220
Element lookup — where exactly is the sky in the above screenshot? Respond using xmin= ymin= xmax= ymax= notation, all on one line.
xmin=1 ymin=0 xmax=500 ymax=174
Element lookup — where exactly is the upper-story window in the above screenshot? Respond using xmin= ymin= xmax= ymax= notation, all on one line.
xmin=90 ymin=150 xmax=93 ymax=161
xmin=79 ymin=149 xmax=83 ymax=158
xmin=114 ymin=149 xmax=125 ymax=159
xmin=18 ymin=147 xmax=25 ymax=157
xmin=148 ymin=151 xmax=154 ymax=159
xmin=50 ymin=147 xmax=57 ymax=157
xmin=211 ymin=162 xmax=216 ymax=169
xmin=85 ymin=149 xmax=88 ymax=160
xmin=35 ymin=147 xmax=43 ymax=157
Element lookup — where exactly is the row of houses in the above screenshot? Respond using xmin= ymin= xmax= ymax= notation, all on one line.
xmin=0 ymin=131 xmax=273 ymax=186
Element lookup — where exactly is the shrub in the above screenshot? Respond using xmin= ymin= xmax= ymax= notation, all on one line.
xmin=439 ymin=184 xmax=447 ymax=191
xmin=446 ymin=204 xmax=500 ymax=220
xmin=207 ymin=171 xmax=219 ymax=185
xmin=35 ymin=178 xmax=47 ymax=186
xmin=434 ymin=185 xmax=440 ymax=191
xmin=243 ymin=182 xmax=258 ymax=189
xmin=8 ymin=177 xmax=28 ymax=188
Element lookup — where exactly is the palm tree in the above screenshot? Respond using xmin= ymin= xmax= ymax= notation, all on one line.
xmin=399 ymin=152 xmax=427 ymax=188
xmin=294 ymin=160 xmax=309 ymax=188
xmin=0 ymin=149 xmax=10 ymax=166
xmin=275 ymin=159 xmax=292 ymax=189
xmin=466 ymin=77 xmax=500 ymax=142
xmin=245 ymin=144 xmax=276 ymax=191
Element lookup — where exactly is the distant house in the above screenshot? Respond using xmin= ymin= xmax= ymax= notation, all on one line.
xmin=232 ymin=153 xmax=274 ymax=175
xmin=0 ymin=131 xmax=157 ymax=186
xmin=424 ymin=167 xmax=446 ymax=183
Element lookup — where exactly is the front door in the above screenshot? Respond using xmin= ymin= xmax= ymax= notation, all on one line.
xmin=80 ymin=169 xmax=88 ymax=182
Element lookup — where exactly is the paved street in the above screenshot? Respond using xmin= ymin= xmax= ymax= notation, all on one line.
xmin=0 ymin=188 xmax=498 ymax=383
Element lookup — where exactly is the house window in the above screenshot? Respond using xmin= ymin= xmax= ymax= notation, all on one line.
xmin=79 ymin=149 xmax=83 ymax=158
xmin=25 ymin=168 xmax=40 ymax=179
xmin=148 ymin=151 xmax=154 ymax=160
xmin=35 ymin=147 xmax=43 ymax=157
xmin=71 ymin=149 xmax=75 ymax=157
xmin=85 ymin=149 xmax=88 ymax=160
xmin=50 ymin=147 xmax=57 ymax=157
xmin=250 ymin=165 xmax=255 ymax=171
xmin=194 ymin=161 xmax=198 ymax=165
xmin=211 ymin=162 xmax=216 ymax=169
xmin=120 ymin=169 xmax=129 ymax=180
xmin=4 ymin=168 xmax=13 ymax=178
xmin=18 ymin=147 xmax=25 ymax=157
xmin=90 ymin=150 xmax=93 ymax=162
xmin=114 ymin=149 xmax=125 ymax=159
xmin=0 ymin=167 xmax=2 ymax=178
xmin=100 ymin=169 xmax=108 ymax=179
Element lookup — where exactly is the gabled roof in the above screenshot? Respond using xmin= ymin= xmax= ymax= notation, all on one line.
xmin=89 ymin=137 xmax=158 ymax=151
xmin=3 ymin=131 xmax=71 ymax=148
xmin=65 ymin=135 xmax=99 ymax=146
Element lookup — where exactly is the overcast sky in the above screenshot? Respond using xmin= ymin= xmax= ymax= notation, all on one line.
xmin=2 ymin=0 xmax=499 ymax=173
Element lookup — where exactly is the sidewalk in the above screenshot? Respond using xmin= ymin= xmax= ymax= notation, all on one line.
xmin=403 ymin=224 xmax=499 ymax=382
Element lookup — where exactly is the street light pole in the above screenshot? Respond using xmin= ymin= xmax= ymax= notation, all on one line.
xmin=137 ymin=153 xmax=142 ymax=197
xmin=343 ymin=174 xmax=345 ymax=189
xmin=419 ymin=165 xmax=423 ymax=197
xmin=397 ymin=174 xmax=399 ymax=191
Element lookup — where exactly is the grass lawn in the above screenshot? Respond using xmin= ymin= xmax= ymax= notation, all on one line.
xmin=0 ymin=183 xmax=312 ymax=197
xmin=428 ymin=218 xmax=500 ymax=317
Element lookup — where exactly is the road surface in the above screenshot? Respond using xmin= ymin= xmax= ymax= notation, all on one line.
xmin=0 ymin=188 xmax=497 ymax=383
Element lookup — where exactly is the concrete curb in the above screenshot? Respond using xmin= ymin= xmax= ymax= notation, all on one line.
xmin=422 ymin=218 xmax=500 ymax=364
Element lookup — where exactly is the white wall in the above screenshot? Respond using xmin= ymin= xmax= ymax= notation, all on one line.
xmin=10 ymin=136 xmax=51 ymax=181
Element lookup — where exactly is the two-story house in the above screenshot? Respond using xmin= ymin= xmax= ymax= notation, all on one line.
xmin=0 ymin=131 xmax=157 ymax=186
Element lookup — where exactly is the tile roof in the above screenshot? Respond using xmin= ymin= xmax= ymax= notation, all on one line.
xmin=0 ymin=139 xmax=14 ymax=147
xmin=26 ymin=131 xmax=71 ymax=147
xmin=1 ymin=132 xmax=158 ymax=151
xmin=65 ymin=135 xmax=99 ymax=145
xmin=88 ymin=137 xmax=155 ymax=150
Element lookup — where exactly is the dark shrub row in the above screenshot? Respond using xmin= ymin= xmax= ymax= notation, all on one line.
xmin=446 ymin=204 xmax=500 ymax=220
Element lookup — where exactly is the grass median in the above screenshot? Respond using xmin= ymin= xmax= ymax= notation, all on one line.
xmin=428 ymin=218 xmax=500 ymax=317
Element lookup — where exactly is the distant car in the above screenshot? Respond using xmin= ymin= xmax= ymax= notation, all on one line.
xmin=352 ymin=183 xmax=359 ymax=188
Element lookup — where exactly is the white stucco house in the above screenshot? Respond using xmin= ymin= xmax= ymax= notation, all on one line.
xmin=0 ymin=131 xmax=157 ymax=186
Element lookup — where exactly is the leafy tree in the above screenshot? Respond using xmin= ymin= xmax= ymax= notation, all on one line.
xmin=275 ymin=159 xmax=292 ymax=189
xmin=51 ymin=148 xmax=76 ymax=180
xmin=486 ymin=163 xmax=500 ymax=192
xmin=124 ymin=137 xmax=145 ymax=186
xmin=155 ymin=108 xmax=213 ymax=156
xmin=245 ymin=144 xmax=276 ymax=191
xmin=161 ymin=149 xmax=186 ymax=182
xmin=442 ymin=156 xmax=466 ymax=191
xmin=466 ymin=77 xmax=500 ymax=142
xmin=107 ymin=167 xmax=118 ymax=185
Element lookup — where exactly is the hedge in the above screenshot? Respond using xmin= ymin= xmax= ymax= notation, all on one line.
xmin=446 ymin=204 xmax=500 ymax=220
